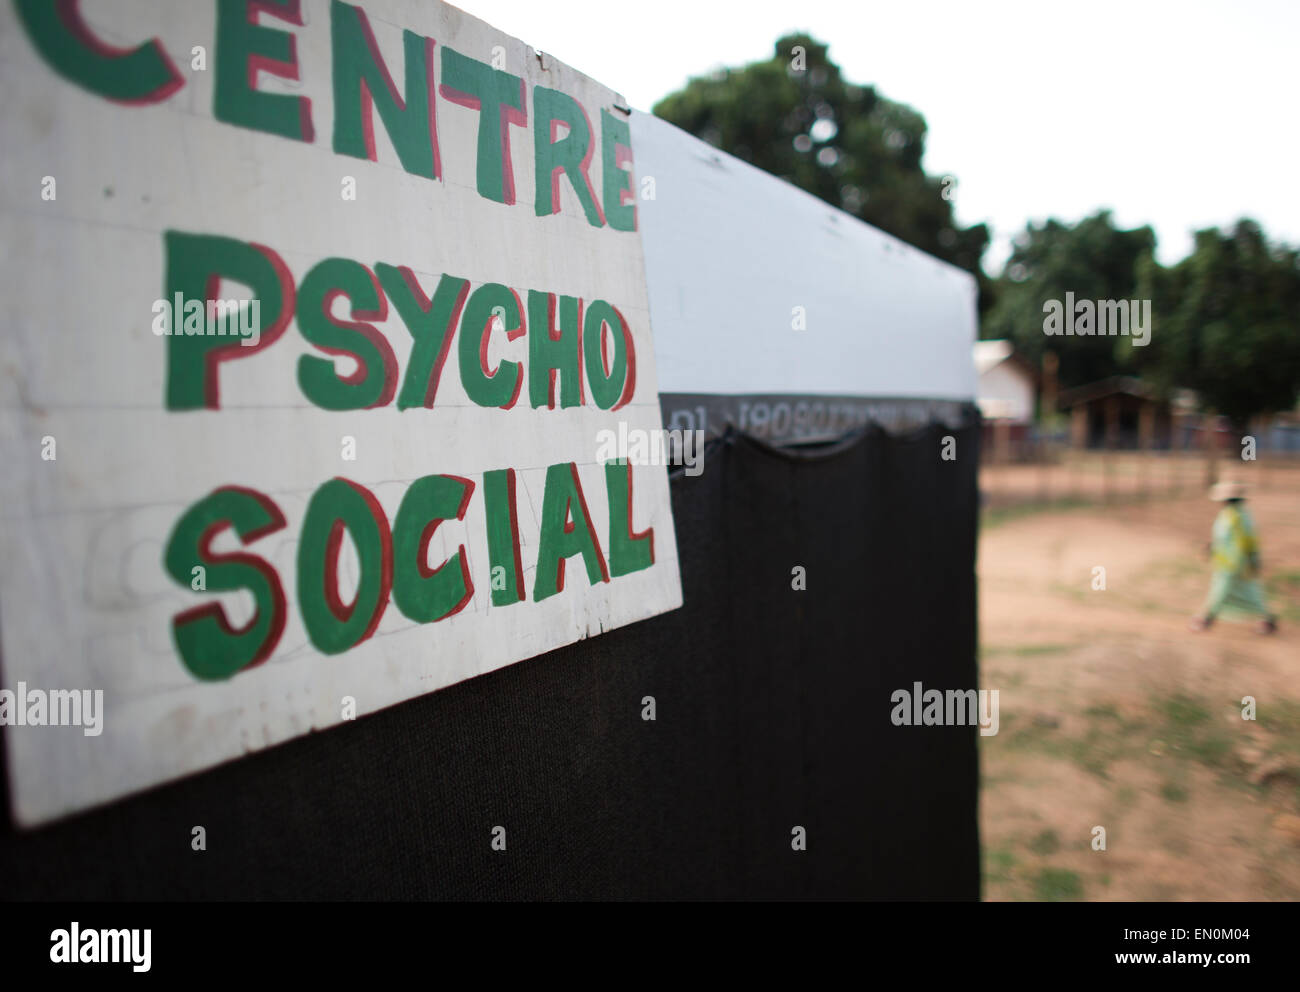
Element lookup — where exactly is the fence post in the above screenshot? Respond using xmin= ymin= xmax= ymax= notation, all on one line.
xmin=1040 ymin=352 xmax=1058 ymax=507
xmin=1204 ymin=409 xmax=1219 ymax=489
xmin=1070 ymin=405 xmax=1087 ymax=502
xmin=1171 ymin=412 xmax=1184 ymax=497
xmin=1138 ymin=403 xmax=1154 ymax=500
xmin=1104 ymin=396 xmax=1120 ymax=503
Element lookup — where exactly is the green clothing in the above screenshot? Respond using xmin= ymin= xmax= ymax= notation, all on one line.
xmin=1201 ymin=503 xmax=1273 ymax=620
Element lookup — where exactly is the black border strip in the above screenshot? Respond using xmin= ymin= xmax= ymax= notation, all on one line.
xmin=660 ymin=392 xmax=979 ymax=446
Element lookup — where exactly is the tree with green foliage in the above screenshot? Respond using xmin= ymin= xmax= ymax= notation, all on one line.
xmin=981 ymin=211 xmax=1156 ymax=389
xmin=1134 ymin=219 xmax=1300 ymax=429
xmin=653 ymin=33 xmax=991 ymax=309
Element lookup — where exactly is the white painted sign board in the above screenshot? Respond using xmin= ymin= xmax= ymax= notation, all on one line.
xmin=0 ymin=0 xmax=681 ymax=825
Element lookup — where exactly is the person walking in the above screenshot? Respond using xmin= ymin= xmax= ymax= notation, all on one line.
xmin=1190 ymin=480 xmax=1278 ymax=634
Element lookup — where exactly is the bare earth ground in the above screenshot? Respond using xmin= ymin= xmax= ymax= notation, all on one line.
xmin=978 ymin=471 xmax=1300 ymax=901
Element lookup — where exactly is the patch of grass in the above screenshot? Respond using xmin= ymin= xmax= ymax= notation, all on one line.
xmin=1160 ymin=695 xmax=1210 ymax=729
xmin=1002 ymin=721 xmax=1059 ymax=754
xmin=1184 ymin=734 xmax=1233 ymax=766
xmin=983 ymin=847 xmax=1018 ymax=885
xmin=1029 ymin=829 xmax=1060 ymax=855
xmin=994 ymin=670 xmax=1027 ymax=689
xmin=1269 ymin=568 xmax=1300 ymax=588
xmin=1135 ymin=556 xmax=1206 ymax=584
xmin=1033 ymin=867 xmax=1084 ymax=901
xmin=984 ymin=643 xmax=1074 ymax=659
xmin=978 ymin=757 xmax=1011 ymax=789
xmin=1015 ymin=643 xmax=1073 ymax=658
xmin=1260 ymin=699 xmax=1300 ymax=754
xmin=1264 ymin=571 xmax=1300 ymax=623
xmin=1120 ymin=555 xmax=1212 ymax=617
xmin=1001 ymin=708 xmax=1148 ymax=779
xmin=1154 ymin=694 xmax=1232 ymax=770
xmin=980 ymin=497 xmax=1092 ymax=530
xmin=1085 ymin=703 xmax=1122 ymax=721
xmin=1133 ymin=597 xmax=1184 ymax=616
xmin=993 ymin=711 xmax=1019 ymax=735
xmin=1160 ymin=781 xmax=1189 ymax=802
xmin=1068 ymin=739 xmax=1113 ymax=778
xmin=1168 ymin=557 xmax=1208 ymax=578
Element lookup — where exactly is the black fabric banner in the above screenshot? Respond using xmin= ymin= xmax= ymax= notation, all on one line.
xmin=1 ymin=417 xmax=980 ymax=900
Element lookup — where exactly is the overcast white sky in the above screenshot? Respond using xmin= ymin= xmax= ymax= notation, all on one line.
xmin=461 ymin=0 xmax=1300 ymax=273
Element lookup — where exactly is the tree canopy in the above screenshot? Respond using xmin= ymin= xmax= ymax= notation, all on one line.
xmin=982 ymin=211 xmax=1157 ymax=389
xmin=653 ymin=33 xmax=992 ymax=309
xmin=1135 ymin=220 xmax=1300 ymax=426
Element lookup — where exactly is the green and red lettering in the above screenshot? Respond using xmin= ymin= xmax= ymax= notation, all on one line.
xmin=533 ymin=462 xmax=609 ymax=601
xmin=298 ymin=477 xmax=392 ymax=654
xmin=331 ymin=0 xmax=440 ymax=179
xmin=600 ymin=108 xmax=637 ymax=232
xmin=376 ymin=266 xmax=469 ymax=411
xmin=583 ymin=300 xmax=636 ymax=410
xmin=527 ymin=291 xmax=583 ymax=409
xmin=460 ymin=283 xmax=525 ymax=408
xmin=164 ymin=486 xmax=287 ymax=681
xmin=14 ymin=0 xmax=183 ymax=105
xmin=297 ymin=257 xmax=397 ymax=410
xmin=392 ymin=474 xmax=475 ymax=622
xmin=483 ymin=468 xmax=525 ymax=606
xmin=214 ymin=0 xmax=314 ymax=142
xmin=163 ymin=231 xmax=294 ymax=410
xmin=533 ymin=87 xmax=603 ymax=227
xmin=605 ymin=460 xmax=654 ymax=577
xmin=438 ymin=47 xmax=526 ymax=204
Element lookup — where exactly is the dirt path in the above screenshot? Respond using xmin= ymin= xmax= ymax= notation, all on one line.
xmin=978 ymin=487 xmax=1300 ymax=900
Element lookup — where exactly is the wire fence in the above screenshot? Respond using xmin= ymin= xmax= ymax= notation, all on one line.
xmin=979 ymin=447 xmax=1300 ymax=511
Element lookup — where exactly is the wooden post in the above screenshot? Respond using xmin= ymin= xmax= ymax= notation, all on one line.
xmin=1138 ymin=402 xmax=1154 ymax=500
xmin=1040 ymin=353 xmax=1058 ymax=505
xmin=1038 ymin=435 xmax=1051 ymax=506
xmin=1104 ymin=395 xmax=1120 ymax=503
xmin=1171 ymin=411 xmax=1185 ymax=497
xmin=1204 ymin=409 xmax=1219 ymax=489
xmin=1041 ymin=353 xmax=1059 ymax=426
xmin=1070 ymin=404 xmax=1088 ymax=449
xmin=1070 ymin=404 xmax=1087 ymax=502
xmin=994 ymin=417 xmax=1011 ymax=466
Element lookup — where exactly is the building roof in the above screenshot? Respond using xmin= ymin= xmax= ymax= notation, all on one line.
xmin=1057 ymin=376 xmax=1164 ymax=409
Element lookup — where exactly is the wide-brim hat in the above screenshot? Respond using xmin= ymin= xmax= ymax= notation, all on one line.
xmin=1210 ymin=480 xmax=1248 ymax=501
